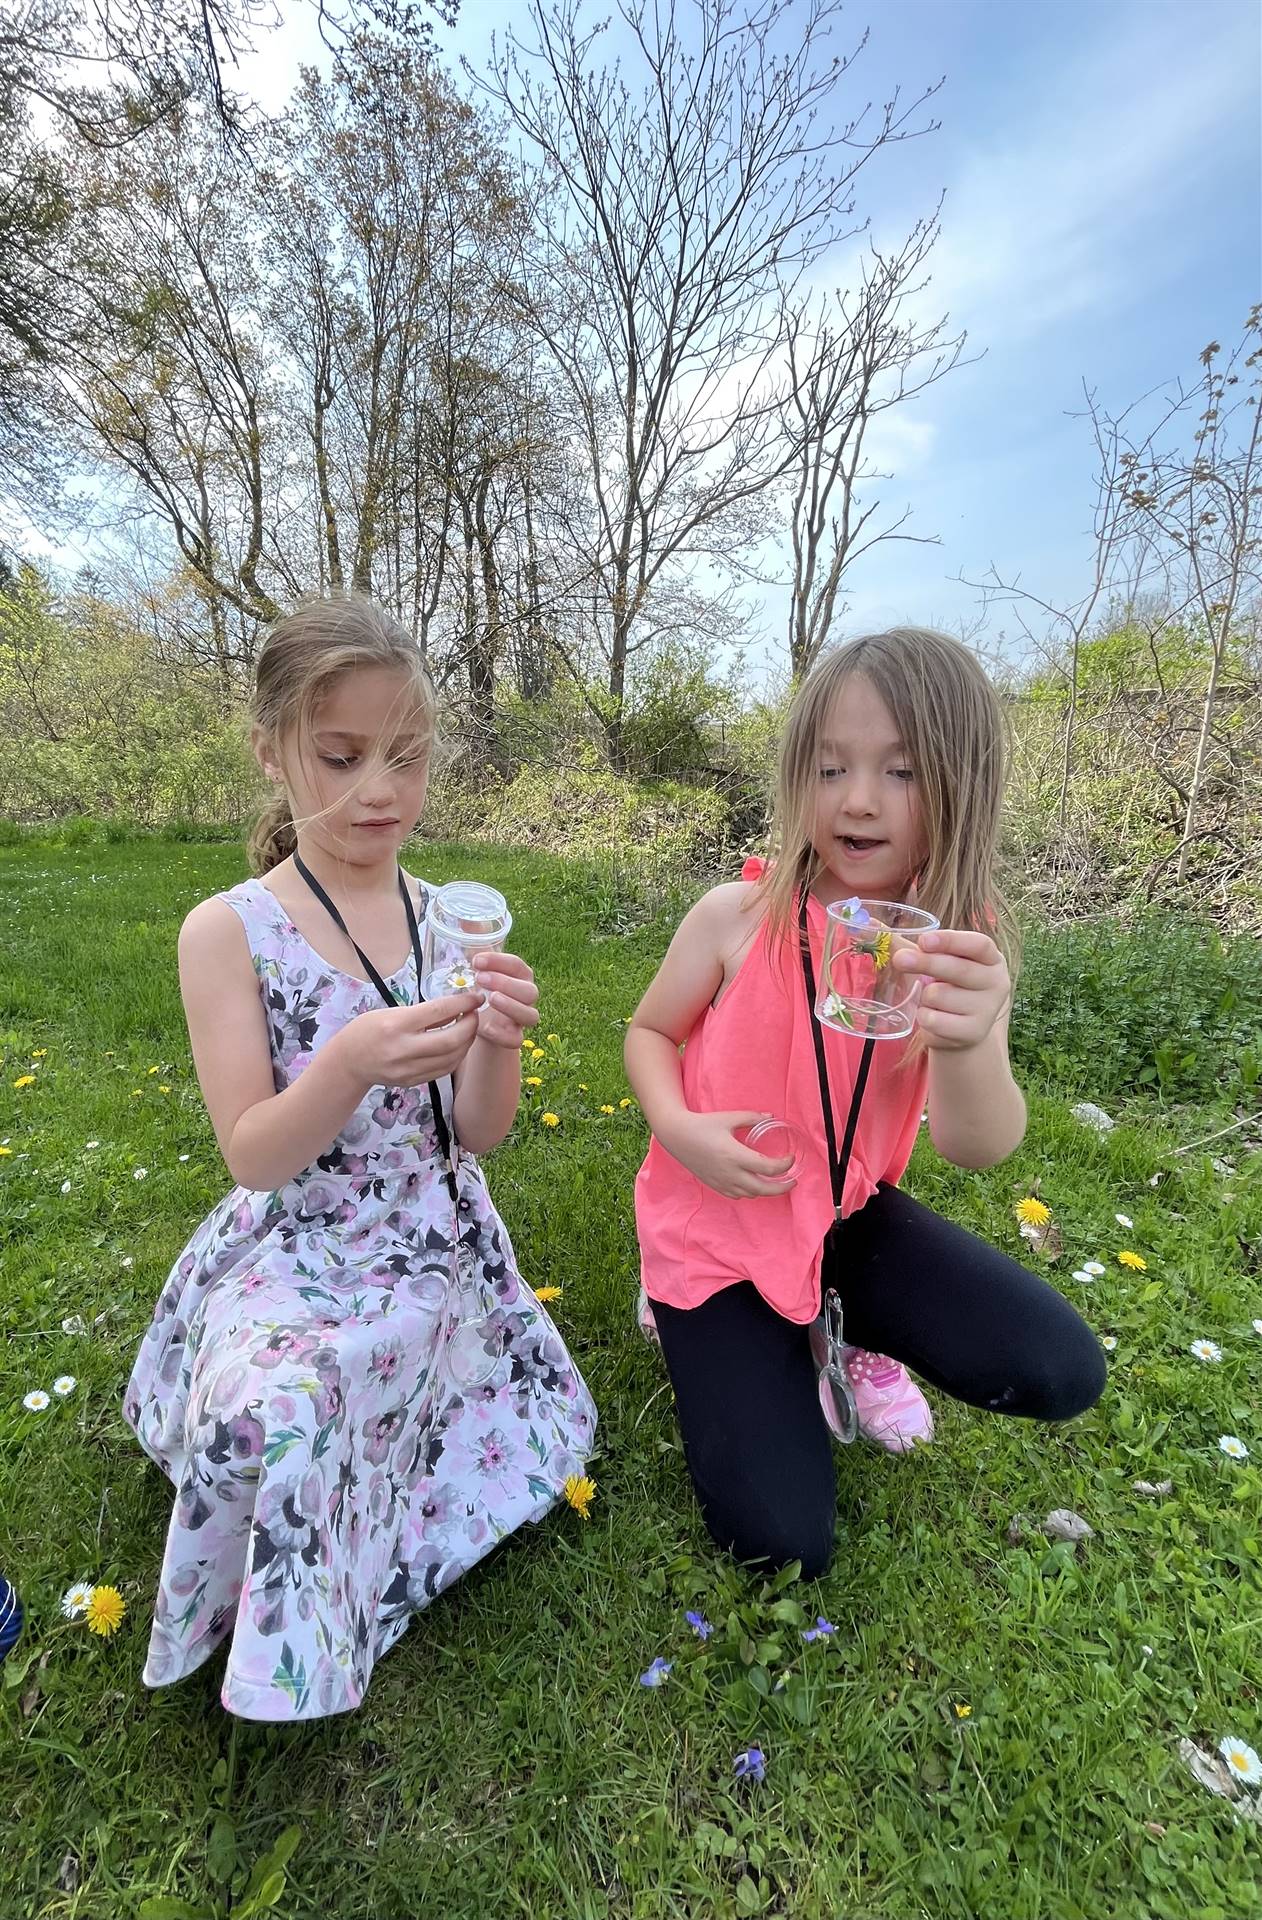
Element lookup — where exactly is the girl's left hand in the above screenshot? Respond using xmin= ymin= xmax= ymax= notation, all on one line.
xmin=891 ymin=928 xmax=1011 ymax=1051
xmin=472 ymin=950 xmax=540 ymax=1050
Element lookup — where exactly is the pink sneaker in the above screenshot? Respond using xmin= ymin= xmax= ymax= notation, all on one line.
xmin=843 ymin=1347 xmax=934 ymax=1453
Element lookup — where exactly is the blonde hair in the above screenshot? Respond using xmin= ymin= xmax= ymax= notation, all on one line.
xmin=756 ymin=627 xmax=1017 ymax=973
xmin=247 ymin=593 xmax=437 ymax=874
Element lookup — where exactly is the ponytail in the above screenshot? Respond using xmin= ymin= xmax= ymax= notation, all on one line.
xmin=248 ymin=789 xmax=297 ymax=875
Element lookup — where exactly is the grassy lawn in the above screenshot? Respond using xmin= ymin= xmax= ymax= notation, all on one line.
xmin=1 ymin=836 xmax=1260 ymax=1920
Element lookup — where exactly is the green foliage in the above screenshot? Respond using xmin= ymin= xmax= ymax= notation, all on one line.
xmin=1012 ymin=911 xmax=1262 ymax=1103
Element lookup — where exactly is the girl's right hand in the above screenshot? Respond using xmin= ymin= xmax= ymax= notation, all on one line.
xmin=332 ymin=995 xmax=482 ymax=1091
xmin=664 ymin=1109 xmax=796 ymax=1199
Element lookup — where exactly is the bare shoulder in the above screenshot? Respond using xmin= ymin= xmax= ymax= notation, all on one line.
xmin=692 ymin=880 xmax=765 ymax=961
xmin=178 ymin=892 xmax=252 ymax=964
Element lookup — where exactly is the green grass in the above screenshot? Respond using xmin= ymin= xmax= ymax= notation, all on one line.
xmin=1 ymin=838 xmax=1260 ymax=1920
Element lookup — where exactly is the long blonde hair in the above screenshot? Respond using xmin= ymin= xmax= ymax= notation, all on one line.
xmin=247 ymin=593 xmax=437 ymax=874
xmin=756 ymin=627 xmax=1017 ymax=973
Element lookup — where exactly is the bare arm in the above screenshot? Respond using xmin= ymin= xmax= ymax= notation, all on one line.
xmin=625 ymin=885 xmax=795 ymax=1198
xmin=180 ymin=899 xmax=478 ymax=1191
xmin=891 ymin=928 xmax=1027 ymax=1169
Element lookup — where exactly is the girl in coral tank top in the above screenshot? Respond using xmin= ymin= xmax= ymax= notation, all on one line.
xmin=626 ymin=628 xmax=1104 ymax=1578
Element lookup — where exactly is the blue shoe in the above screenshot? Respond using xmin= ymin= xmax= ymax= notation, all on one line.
xmin=0 ymin=1574 xmax=23 ymax=1659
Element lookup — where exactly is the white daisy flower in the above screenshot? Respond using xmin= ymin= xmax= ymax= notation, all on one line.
xmin=1253 ymin=1320 xmax=1262 ymax=1337
xmin=133 ymin=1167 xmax=147 ymax=1180
xmin=61 ymin=1581 xmax=95 ymax=1618
xmin=1219 ymin=1737 xmax=1262 ymax=1787
xmin=1190 ymin=1340 xmax=1222 ymax=1363
xmin=1219 ymin=1435 xmax=1250 ymax=1460
xmin=22 ymin=1389 xmax=50 ymax=1412
xmin=60 ymin=1179 xmax=72 ymax=1194
xmin=1101 ymin=1336 xmax=1118 ymax=1351
xmin=1084 ymin=1261 xmax=1106 ymax=1276
xmin=52 ymin=1375 xmax=76 ymax=1396
xmin=120 ymin=1256 xmax=133 ymax=1269
xmin=1072 ymin=1269 xmax=1095 ymax=1283
xmin=85 ymin=1140 xmax=99 ymax=1150
xmin=1141 ymin=1644 xmax=1154 ymax=1657
xmin=1115 ymin=1213 xmax=1133 ymax=1230
xmin=178 ymin=1153 xmax=190 ymax=1163
xmin=61 ymin=1315 xmax=87 ymax=1336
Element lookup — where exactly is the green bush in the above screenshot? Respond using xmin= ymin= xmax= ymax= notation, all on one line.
xmin=1011 ymin=910 xmax=1262 ymax=1104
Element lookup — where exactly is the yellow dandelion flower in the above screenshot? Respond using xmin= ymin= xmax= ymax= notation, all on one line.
xmin=600 ymin=1104 xmax=615 ymax=1115
xmin=563 ymin=1473 xmax=596 ymax=1520
xmin=147 ymin=1066 xmax=160 ymax=1075
xmin=85 ymin=1585 xmax=126 ymax=1637
xmin=578 ymin=1083 xmax=589 ymax=1092
xmin=159 ymin=1085 xmax=172 ymax=1094
xmin=954 ymin=1703 xmax=972 ymax=1719
xmin=619 ymin=1098 xmax=634 ymax=1110
xmin=103 ymin=1051 xmax=114 ymax=1058
xmin=0 ymin=1146 xmax=12 ymax=1156
xmin=541 ymin=1112 xmax=560 ymax=1128
xmin=547 ymin=1033 xmax=560 ymax=1044
xmin=1014 ymin=1197 xmax=1051 ymax=1228
xmin=872 ymin=929 xmax=892 ymax=971
xmin=31 ymin=1049 xmax=47 ymax=1058
xmin=534 ymin=1285 xmax=563 ymax=1303
xmin=1118 ymin=1250 xmax=1147 ymax=1271
xmin=525 ymin=1076 xmax=542 ymax=1088
xmin=12 ymin=1075 xmax=36 ymax=1089
xmin=529 ymin=1047 xmax=545 ymax=1061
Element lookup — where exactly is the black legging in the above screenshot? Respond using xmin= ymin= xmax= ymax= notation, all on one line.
xmin=650 ymin=1183 xmax=1107 ymax=1579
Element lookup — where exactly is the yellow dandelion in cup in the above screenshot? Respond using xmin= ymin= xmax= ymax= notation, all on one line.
xmin=1015 ymin=1197 xmax=1051 ymax=1228
xmin=563 ymin=1474 xmax=596 ymax=1520
xmin=872 ymin=929 xmax=893 ymax=971
xmin=541 ymin=1112 xmax=560 ymax=1128
xmin=1118 ymin=1250 xmax=1147 ymax=1271
xmin=84 ymin=1585 xmax=126 ymax=1637
xmin=534 ymin=1285 xmax=563 ymax=1303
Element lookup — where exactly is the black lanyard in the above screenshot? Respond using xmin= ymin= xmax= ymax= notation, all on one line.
xmin=293 ymin=852 xmax=459 ymax=1205
xmin=798 ymin=890 xmax=875 ymax=1241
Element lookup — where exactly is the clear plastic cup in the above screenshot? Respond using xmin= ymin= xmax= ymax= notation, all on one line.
xmin=815 ymin=898 xmax=939 ymax=1041
xmin=423 ymin=882 xmax=512 ymax=1005
xmin=735 ymin=1116 xmax=803 ymax=1182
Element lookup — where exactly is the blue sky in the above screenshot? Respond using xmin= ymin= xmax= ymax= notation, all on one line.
xmin=28 ymin=0 xmax=1262 ymax=680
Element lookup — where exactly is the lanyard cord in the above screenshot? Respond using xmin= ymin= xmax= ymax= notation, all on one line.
xmin=797 ymin=889 xmax=875 ymax=1244
xmin=293 ymin=853 xmax=459 ymax=1206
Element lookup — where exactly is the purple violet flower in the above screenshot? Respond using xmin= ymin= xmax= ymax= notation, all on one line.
xmin=638 ymin=1657 xmax=673 ymax=1688
xmin=802 ymin=1616 xmax=836 ymax=1643
xmin=838 ymin=897 xmax=872 ymax=926
xmin=685 ymin=1610 xmax=714 ymax=1641
xmin=733 ymin=1746 xmax=766 ymax=1783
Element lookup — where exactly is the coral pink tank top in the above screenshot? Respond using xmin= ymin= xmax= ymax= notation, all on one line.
xmin=634 ymin=862 xmax=928 ymax=1325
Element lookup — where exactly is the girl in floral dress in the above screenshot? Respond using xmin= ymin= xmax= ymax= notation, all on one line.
xmin=125 ymin=594 xmax=596 ymax=1721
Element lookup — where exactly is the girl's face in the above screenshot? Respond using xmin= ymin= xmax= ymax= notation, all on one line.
xmin=809 ymin=674 xmax=924 ymax=902
xmin=258 ymin=666 xmax=432 ymax=868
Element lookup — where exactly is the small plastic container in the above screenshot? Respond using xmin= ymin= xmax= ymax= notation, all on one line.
xmin=423 ymin=882 xmax=512 ymax=1003
xmin=735 ymin=1116 xmax=803 ymax=1182
xmin=815 ymin=897 xmax=939 ymax=1041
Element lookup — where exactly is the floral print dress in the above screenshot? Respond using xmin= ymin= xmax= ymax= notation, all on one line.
xmin=124 ymin=876 xmax=596 ymax=1722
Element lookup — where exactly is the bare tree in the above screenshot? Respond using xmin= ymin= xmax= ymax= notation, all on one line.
xmin=480 ymin=0 xmax=942 ymax=761
xmin=1118 ymin=310 xmax=1262 ymax=880
xmin=781 ymin=207 xmax=964 ymax=676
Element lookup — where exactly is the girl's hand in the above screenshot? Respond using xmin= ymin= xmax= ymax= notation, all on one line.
xmin=333 ymin=996 xmax=481 ymax=1090
xmin=472 ymin=950 xmax=539 ymax=1050
xmin=664 ymin=1109 xmax=796 ymax=1199
xmin=892 ymin=928 xmax=1011 ymax=1051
